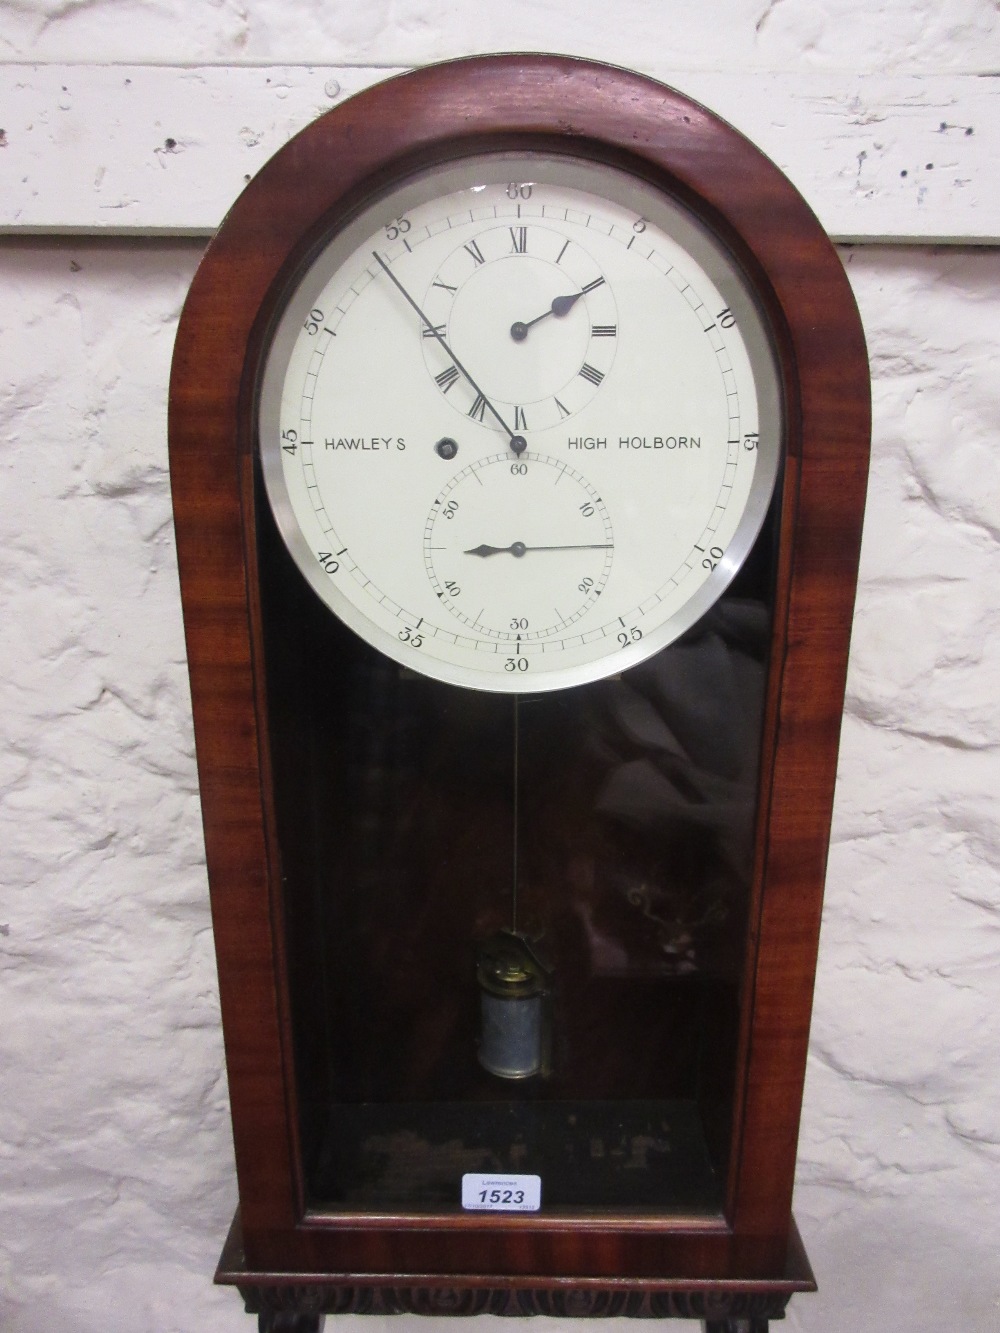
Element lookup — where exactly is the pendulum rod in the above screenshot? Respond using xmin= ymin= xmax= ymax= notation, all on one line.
xmin=511 ymin=695 xmax=520 ymax=934
xmin=475 ymin=691 xmax=551 ymax=1082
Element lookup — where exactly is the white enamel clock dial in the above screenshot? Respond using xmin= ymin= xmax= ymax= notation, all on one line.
xmin=258 ymin=155 xmax=782 ymax=693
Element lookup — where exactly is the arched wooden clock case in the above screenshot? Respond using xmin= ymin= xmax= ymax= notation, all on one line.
xmin=168 ymin=55 xmax=869 ymax=1333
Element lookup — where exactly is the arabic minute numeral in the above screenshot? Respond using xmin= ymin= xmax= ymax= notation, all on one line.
xmin=578 ymin=576 xmax=594 ymax=593
xmin=444 ymin=580 xmax=461 ymax=597
xmin=303 ymin=307 xmax=324 ymax=335
xmin=744 ymin=432 xmax=759 ymax=450
xmin=510 ymin=462 xmax=527 ymax=476
xmin=384 ymin=217 xmax=411 ymax=240
xmin=718 ymin=307 xmax=736 ymax=329
xmin=505 ymin=657 xmax=529 ymax=672
xmin=281 ymin=428 xmax=297 ymax=455
xmin=580 ymin=501 xmax=594 ymax=517
xmin=702 ymin=545 xmax=724 ymax=571
xmin=510 ymin=617 xmax=528 ymax=630
xmin=442 ymin=499 xmax=459 ymax=519
xmin=632 ymin=217 xmax=647 ymax=233
xmin=399 ymin=625 xmax=423 ymax=647
xmin=317 ymin=552 xmax=339 ymax=574
xmin=506 ymin=182 xmax=532 ymax=200
xmin=617 ymin=626 xmax=642 ymax=647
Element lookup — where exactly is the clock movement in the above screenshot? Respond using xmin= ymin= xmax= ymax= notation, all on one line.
xmin=168 ymin=55 xmax=870 ymax=1332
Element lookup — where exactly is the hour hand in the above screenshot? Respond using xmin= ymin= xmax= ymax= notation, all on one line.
xmin=510 ymin=290 xmax=585 ymax=343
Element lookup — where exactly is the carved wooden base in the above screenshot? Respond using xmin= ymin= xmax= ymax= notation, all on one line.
xmin=250 ymin=1305 xmax=776 ymax=1331
xmin=254 ymin=1309 xmax=773 ymax=1332
xmin=250 ymin=1295 xmax=773 ymax=1327
xmin=239 ymin=1284 xmax=790 ymax=1322
xmin=248 ymin=1308 xmax=783 ymax=1332
xmin=219 ymin=1212 xmax=812 ymax=1330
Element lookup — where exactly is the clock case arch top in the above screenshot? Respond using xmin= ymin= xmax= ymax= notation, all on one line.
xmin=168 ymin=54 xmax=869 ymax=1307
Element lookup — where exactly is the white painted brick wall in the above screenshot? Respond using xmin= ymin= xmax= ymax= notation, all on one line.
xmin=1 ymin=5 xmax=999 ymax=1332
xmin=2 ymin=0 xmax=999 ymax=72
xmin=794 ymin=246 xmax=1000 ymax=1331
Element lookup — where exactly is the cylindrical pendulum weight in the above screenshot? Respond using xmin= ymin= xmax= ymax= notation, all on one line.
xmin=476 ymin=931 xmax=553 ymax=1080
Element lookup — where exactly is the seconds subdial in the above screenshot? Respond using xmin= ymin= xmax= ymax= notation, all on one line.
xmin=424 ymin=454 xmax=614 ymax=643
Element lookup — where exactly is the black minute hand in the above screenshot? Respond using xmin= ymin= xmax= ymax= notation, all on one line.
xmin=372 ymin=251 xmax=526 ymax=456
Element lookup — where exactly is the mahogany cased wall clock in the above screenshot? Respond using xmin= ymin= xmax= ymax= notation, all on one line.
xmin=168 ymin=55 xmax=869 ymax=1333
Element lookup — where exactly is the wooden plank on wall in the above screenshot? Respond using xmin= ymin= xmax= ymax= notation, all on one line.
xmin=1 ymin=64 xmax=997 ymax=242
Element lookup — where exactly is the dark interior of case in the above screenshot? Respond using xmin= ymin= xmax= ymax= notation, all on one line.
xmin=256 ymin=471 xmax=779 ymax=1216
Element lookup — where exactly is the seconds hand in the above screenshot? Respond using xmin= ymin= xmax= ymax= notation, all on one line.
xmin=372 ymin=252 xmax=527 ymax=457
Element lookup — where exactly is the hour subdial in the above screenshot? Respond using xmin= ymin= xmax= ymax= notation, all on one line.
xmin=421 ymin=224 xmax=618 ymax=431
xmin=423 ymin=453 xmax=614 ymax=642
